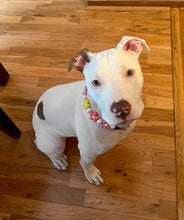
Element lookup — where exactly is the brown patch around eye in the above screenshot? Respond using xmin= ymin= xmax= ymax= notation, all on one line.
xmin=37 ymin=101 xmax=45 ymax=120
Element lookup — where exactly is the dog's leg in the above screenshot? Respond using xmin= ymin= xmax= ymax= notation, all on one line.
xmin=79 ymin=150 xmax=103 ymax=186
xmin=35 ymin=131 xmax=69 ymax=170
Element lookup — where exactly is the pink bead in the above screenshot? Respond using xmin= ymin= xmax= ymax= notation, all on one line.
xmin=90 ymin=111 xmax=100 ymax=122
xmin=83 ymin=85 xmax=88 ymax=95
xmin=100 ymin=119 xmax=110 ymax=129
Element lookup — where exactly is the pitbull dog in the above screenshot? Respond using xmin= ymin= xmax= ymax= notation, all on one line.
xmin=32 ymin=36 xmax=149 ymax=185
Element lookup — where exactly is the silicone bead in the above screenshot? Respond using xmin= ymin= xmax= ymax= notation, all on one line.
xmin=87 ymin=108 xmax=92 ymax=113
xmin=83 ymin=99 xmax=91 ymax=110
xmin=83 ymin=95 xmax=87 ymax=100
xmin=97 ymin=119 xmax=102 ymax=124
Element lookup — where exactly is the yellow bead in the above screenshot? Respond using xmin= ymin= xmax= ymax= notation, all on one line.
xmin=83 ymin=99 xmax=91 ymax=110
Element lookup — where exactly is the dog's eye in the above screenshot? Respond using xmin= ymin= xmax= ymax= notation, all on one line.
xmin=92 ymin=80 xmax=101 ymax=87
xmin=126 ymin=69 xmax=134 ymax=77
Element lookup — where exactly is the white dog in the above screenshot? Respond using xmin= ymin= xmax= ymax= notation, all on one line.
xmin=32 ymin=36 xmax=149 ymax=185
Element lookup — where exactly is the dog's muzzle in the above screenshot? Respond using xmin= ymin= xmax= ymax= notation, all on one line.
xmin=111 ymin=99 xmax=131 ymax=120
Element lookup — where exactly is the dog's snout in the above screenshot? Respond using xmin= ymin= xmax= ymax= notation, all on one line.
xmin=111 ymin=99 xmax=131 ymax=119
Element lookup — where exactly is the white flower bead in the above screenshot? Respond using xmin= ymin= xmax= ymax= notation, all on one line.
xmin=97 ymin=119 xmax=102 ymax=124
xmin=83 ymin=95 xmax=87 ymax=100
xmin=87 ymin=108 xmax=92 ymax=113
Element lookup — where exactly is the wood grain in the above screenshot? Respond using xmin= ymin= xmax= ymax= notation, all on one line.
xmin=171 ymin=7 xmax=184 ymax=220
xmin=0 ymin=195 xmax=164 ymax=220
xmin=0 ymin=1 xmax=177 ymax=219
xmin=88 ymin=0 xmax=184 ymax=7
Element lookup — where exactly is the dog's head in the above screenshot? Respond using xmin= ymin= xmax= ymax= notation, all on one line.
xmin=68 ymin=36 xmax=150 ymax=127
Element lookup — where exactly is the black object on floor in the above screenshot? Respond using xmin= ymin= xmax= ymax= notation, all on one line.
xmin=0 ymin=108 xmax=21 ymax=138
xmin=0 ymin=62 xmax=9 ymax=86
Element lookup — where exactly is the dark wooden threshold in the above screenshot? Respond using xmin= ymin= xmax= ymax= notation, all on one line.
xmin=88 ymin=1 xmax=184 ymax=7
xmin=171 ymin=7 xmax=184 ymax=220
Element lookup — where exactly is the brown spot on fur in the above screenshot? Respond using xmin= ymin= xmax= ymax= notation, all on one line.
xmin=37 ymin=101 xmax=45 ymax=120
xmin=68 ymin=48 xmax=93 ymax=73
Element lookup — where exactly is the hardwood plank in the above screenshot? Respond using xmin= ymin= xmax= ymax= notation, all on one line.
xmin=0 ymin=213 xmax=11 ymax=220
xmin=135 ymin=120 xmax=174 ymax=136
xmin=0 ymin=162 xmax=71 ymax=186
xmin=0 ymin=195 xmax=168 ymax=220
xmin=152 ymin=149 xmax=176 ymax=167
xmin=84 ymin=190 xmax=160 ymax=218
xmin=143 ymin=74 xmax=172 ymax=87
xmin=0 ymin=15 xmax=21 ymax=23
xmin=143 ymin=84 xmax=173 ymax=98
xmin=35 ymin=1 xmax=85 ymax=16
xmin=145 ymin=95 xmax=173 ymax=110
xmin=141 ymin=107 xmax=173 ymax=122
xmin=0 ymin=177 xmax=85 ymax=207
xmin=123 ymin=131 xmax=175 ymax=151
xmin=0 ymin=96 xmax=36 ymax=108
xmin=70 ymin=170 xmax=177 ymax=202
xmin=159 ymin=200 xmax=177 ymax=220
xmin=1 ymin=0 xmax=52 ymax=2
xmin=7 ymin=75 xmax=39 ymax=85
xmin=86 ymin=6 xmax=171 ymax=11
xmin=8 ymin=215 xmax=44 ymax=220
xmin=152 ymin=164 xmax=176 ymax=184
xmin=142 ymin=64 xmax=172 ymax=75
xmin=0 ymin=31 xmax=50 ymax=40
xmin=171 ymin=7 xmax=184 ymax=220
xmin=0 ymin=54 xmax=52 ymax=68
xmin=0 ymin=39 xmax=86 ymax=51
xmin=6 ymin=0 xmax=52 ymax=2
xmin=1 ymin=84 xmax=46 ymax=100
xmin=20 ymin=15 xmax=80 ymax=25
xmin=88 ymin=0 xmax=184 ymax=7
xmin=2 ymin=63 xmax=83 ymax=79
xmin=181 ymin=8 xmax=184 ymax=74
xmin=37 ymin=76 xmax=84 ymax=87
xmin=0 ymin=2 xmax=38 ymax=16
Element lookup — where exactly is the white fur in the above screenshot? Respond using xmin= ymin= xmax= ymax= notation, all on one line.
xmin=32 ymin=36 xmax=149 ymax=185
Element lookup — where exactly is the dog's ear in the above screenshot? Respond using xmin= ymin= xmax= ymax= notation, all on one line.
xmin=117 ymin=36 xmax=150 ymax=56
xmin=68 ymin=48 xmax=93 ymax=73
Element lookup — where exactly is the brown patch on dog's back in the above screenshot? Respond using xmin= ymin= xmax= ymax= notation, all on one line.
xmin=37 ymin=101 xmax=45 ymax=120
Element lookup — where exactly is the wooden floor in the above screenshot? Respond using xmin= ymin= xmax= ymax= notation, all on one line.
xmin=0 ymin=1 xmax=180 ymax=219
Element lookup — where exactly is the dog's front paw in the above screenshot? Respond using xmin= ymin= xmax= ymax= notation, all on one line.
xmin=50 ymin=154 xmax=69 ymax=170
xmin=85 ymin=165 xmax=104 ymax=186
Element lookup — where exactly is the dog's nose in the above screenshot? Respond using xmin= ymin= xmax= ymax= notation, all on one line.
xmin=111 ymin=99 xmax=131 ymax=119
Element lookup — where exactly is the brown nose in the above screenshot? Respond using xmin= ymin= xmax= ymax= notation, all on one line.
xmin=111 ymin=99 xmax=131 ymax=120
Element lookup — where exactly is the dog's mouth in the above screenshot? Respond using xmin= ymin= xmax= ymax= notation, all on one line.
xmin=113 ymin=118 xmax=137 ymax=129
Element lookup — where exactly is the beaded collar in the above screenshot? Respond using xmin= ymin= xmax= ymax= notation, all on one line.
xmin=82 ymin=85 xmax=129 ymax=130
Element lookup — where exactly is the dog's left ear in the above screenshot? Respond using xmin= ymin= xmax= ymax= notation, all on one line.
xmin=117 ymin=36 xmax=150 ymax=56
xmin=68 ymin=48 xmax=93 ymax=73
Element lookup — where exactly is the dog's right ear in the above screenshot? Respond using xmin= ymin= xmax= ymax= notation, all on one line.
xmin=68 ymin=48 xmax=93 ymax=73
